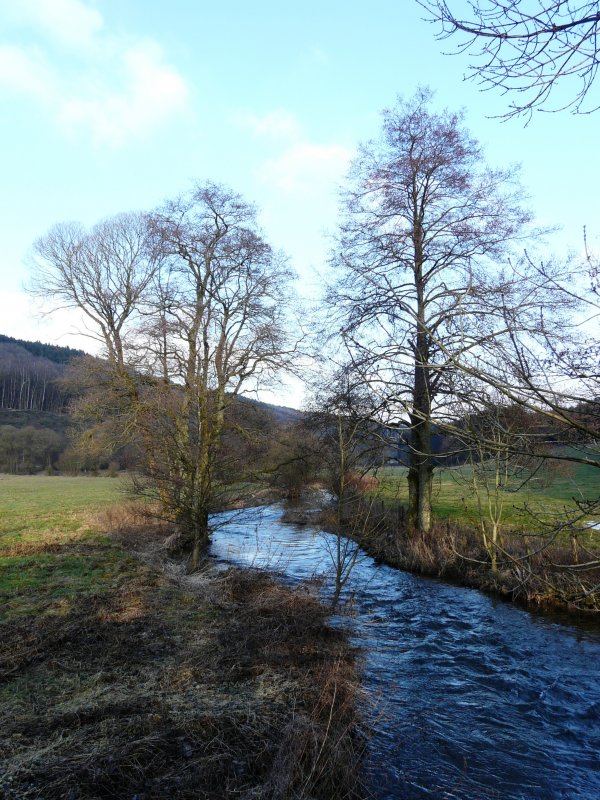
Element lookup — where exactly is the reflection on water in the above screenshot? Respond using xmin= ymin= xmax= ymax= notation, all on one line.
xmin=210 ymin=505 xmax=600 ymax=800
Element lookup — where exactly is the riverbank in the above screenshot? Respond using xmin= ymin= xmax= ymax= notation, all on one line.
xmin=317 ymin=500 xmax=600 ymax=614
xmin=0 ymin=477 xmax=365 ymax=800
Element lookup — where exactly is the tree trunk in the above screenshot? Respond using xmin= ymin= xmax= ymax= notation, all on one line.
xmin=188 ymin=507 xmax=210 ymax=571
xmin=407 ymin=263 xmax=433 ymax=533
xmin=407 ymin=412 xmax=433 ymax=533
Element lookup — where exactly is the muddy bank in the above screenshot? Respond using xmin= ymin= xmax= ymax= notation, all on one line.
xmin=0 ymin=511 xmax=366 ymax=800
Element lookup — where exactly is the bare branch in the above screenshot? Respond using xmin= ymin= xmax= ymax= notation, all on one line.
xmin=419 ymin=1 xmax=600 ymax=119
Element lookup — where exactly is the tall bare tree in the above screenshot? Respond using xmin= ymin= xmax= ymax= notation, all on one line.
xmin=31 ymin=184 xmax=299 ymax=567
xmin=329 ymin=89 xmax=532 ymax=533
xmin=32 ymin=213 xmax=160 ymax=371
xmin=419 ymin=1 xmax=600 ymax=118
xmin=142 ymin=183 xmax=298 ymax=565
xmin=31 ymin=212 xmax=162 ymax=468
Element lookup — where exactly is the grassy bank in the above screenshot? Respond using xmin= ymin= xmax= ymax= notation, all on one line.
xmin=320 ymin=456 xmax=600 ymax=612
xmin=0 ymin=475 xmax=365 ymax=800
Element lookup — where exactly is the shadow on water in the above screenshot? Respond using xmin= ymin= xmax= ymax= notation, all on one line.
xmin=210 ymin=504 xmax=600 ymax=800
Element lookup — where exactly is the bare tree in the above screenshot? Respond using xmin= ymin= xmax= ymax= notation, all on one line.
xmin=31 ymin=183 xmax=299 ymax=568
xmin=32 ymin=213 xmax=160 ymax=370
xmin=140 ymin=183 xmax=298 ymax=566
xmin=450 ymin=392 xmax=547 ymax=572
xmin=445 ymin=250 xmax=600 ymax=454
xmin=307 ymin=369 xmax=386 ymax=608
xmin=329 ymin=89 xmax=532 ymax=534
xmin=419 ymin=1 xmax=600 ymax=119
xmin=308 ymin=369 xmax=385 ymax=514
xmin=266 ymin=420 xmax=322 ymax=500
xmin=31 ymin=212 xmax=163 ymax=475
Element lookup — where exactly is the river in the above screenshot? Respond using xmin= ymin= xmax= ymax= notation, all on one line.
xmin=209 ymin=504 xmax=600 ymax=800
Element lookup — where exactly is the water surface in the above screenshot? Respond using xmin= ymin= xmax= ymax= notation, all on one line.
xmin=210 ymin=505 xmax=600 ymax=800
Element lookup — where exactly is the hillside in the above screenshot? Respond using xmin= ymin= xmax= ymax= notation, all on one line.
xmin=236 ymin=395 xmax=303 ymax=425
xmin=0 ymin=334 xmax=304 ymax=420
xmin=0 ymin=334 xmax=84 ymax=365
xmin=0 ymin=334 xmax=305 ymax=474
xmin=0 ymin=337 xmax=82 ymax=472
xmin=0 ymin=337 xmax=78 ymax=414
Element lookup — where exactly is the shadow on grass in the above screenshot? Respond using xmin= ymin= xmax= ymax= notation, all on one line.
xmin=1 ymin=519 xmax=366 ymax=800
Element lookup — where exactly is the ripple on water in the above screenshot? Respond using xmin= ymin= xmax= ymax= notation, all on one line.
xmin=210 ymin=505 xmax=600 ymax=800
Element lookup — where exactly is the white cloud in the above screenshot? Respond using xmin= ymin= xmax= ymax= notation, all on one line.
xmin=235 ymin=107 xmax=353 ymax=193
xmin=260 ymin=142 xmax=352 ymax=192
xmin=235 ymin=108 xmax=302 ymax=140
xmin=0 ymin=0 xmax=189 ymax=146
xmin=0 ymin=43 xmax=53 ymax=100
xmin=2 ymin=0 xmax=103 ymax=51
xmin=59 ymin=42 xmax=189 ymax=146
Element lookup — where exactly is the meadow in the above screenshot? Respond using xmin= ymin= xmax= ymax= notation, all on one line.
xmin=0 ymin=474 xmax=129 ymax=621
xmin=376 ymin=456 xmax=600 ymax=530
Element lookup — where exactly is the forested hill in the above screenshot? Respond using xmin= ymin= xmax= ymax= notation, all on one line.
xmin=236 ymin=395 xmax=303 ymax=426
xmin=0 ymin=334 xmax=85 ymax=364
xmin=0 ymin=336 xmax=82 ymax=472
xmin=0 ymin=334 xmax=301 ymax=423
xmin=0 ymin=337 xmax=79 ymax=413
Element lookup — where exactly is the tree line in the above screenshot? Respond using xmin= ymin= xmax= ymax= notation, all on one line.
xmin=0 ymin=334 xmax=85 ymax=365
xmin=0 ymin=425 xmax=64 ymax=474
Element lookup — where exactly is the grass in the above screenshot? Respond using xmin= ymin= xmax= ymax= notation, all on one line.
xmin=0 ymin=475 xmax=131 ymax=621
xmin=343 ymin=452 xmax=600 ymax=610
xmin=0 ymin=474 xmax=364 ymax=800
xmin=376 ymin=456 xmax=600 ymax=530
xmin=0 ymin=474 xmax=125 ymax=535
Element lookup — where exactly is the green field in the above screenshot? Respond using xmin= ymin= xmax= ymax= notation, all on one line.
xmin=0 ymin=475 xmax=131 ymax=621
xmin=376 ymin=456 xmax=600 ymax=529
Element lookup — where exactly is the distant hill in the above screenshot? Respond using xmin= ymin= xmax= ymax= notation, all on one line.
xmin=0 ymin=334 xmax=85 ymax=365
xmin=0 ymin=334 xmax=306 ymax=474
xmin=237 ymin=395 xmax=303 ymax=425
xmin=0 ymin=334 xmax=303 ymax=422
xmin=0 ymin=340 xmax=74 ymax=414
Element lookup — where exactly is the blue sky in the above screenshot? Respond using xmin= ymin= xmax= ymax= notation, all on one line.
xmin=1 ymin=0 xmax=598 ymax=405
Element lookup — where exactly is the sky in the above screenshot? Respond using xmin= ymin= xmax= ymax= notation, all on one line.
xmin=1 ymin=0 xmax=598 ymax=407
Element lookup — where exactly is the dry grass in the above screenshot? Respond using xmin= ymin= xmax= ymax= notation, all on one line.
xmin=1 ymin=491 xmax=366 ymax=800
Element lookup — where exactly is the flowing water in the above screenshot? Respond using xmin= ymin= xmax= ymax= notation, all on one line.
xmin=210 ymin=504 xmax=600 ymax=800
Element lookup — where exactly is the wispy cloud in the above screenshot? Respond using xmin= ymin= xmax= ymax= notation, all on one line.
xmin=0 ymin=43 xmax=53 ymax=100
xmin=3 ymin=0 xmax=103 ymax=51
xmin=59 ymin=42 xmax=189 ymax=146
xmin=260 ymin=142 xmax=352 ymax=192
xmin=235 ymin=107 xmax=353 ymax=193
xmin=0 ymin=0 xmax=189 ymax=146
xmin=234 ymin=108 xmax=301 ymax=140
